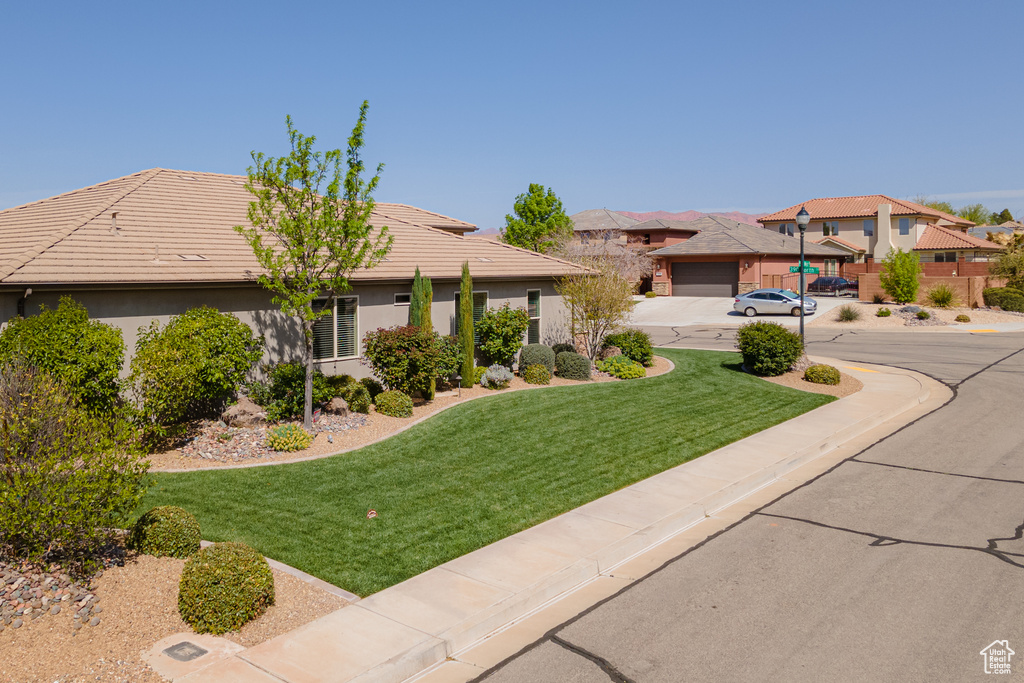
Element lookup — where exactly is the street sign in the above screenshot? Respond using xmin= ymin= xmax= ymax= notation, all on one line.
xmin=789 ymin=265 xmax=820 ymax=274
xmin=806 ymin=267 xmax=819 ymax=274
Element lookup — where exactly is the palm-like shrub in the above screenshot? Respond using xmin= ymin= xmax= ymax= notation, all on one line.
xmin=925 ymin=283 xmax=957 ymax=308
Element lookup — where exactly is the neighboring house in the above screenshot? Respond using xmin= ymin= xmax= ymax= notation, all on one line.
xmin=912 ymin=224 xmax=1004 ymax=264
xmin=969 ymin=221 xmax=1024 ymax=246
xmin=570 ymin=209 xmax=639 ymax=234
xmin=0 ymin=169 xmax=586 ymax=377
xmin=759 ymin=195 xmax=976 ymax=263
xmin=646 ymin=216 xmax=847 ymax=297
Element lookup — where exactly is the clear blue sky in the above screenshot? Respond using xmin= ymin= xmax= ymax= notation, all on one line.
xmin=3 ymin=1 xmax=1022 ymax=229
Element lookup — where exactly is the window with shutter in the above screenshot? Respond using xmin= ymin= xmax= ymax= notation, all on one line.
xmin=527 ymin=290 xmax=541 ymax=345
xmin=311 ymin=296 xmax=359 ymax=361
xmin=336 ymin=297 xmax=358 ymax=358
xmin=312 ymin=299 xmax=334 ymax=360
xmin=455 ymin=291 xmax=488 ymax=345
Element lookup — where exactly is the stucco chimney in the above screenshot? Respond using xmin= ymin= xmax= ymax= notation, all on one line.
xmin=877 ymin=203 xmax=893 ymax=255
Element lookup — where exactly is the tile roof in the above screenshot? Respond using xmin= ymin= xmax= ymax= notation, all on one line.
xmin=648 ymin=217 xmax=848 ymax=257
xmin=570 ymin=209 xmax=639 ymax=232
xmin=0 ymin=169 xmax=585 ymax=286
xmin=813 ymin=236 xmax=866 ymax=253
xmin=914 ymin=224 xmax=1005 ymax=251
xmin=758 ymin=195 xmax=974 ymax=227
xmin=618 ymin=218 xmax=702 ymax=233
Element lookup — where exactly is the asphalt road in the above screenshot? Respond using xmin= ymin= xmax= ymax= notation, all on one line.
xmin=473 ymin=328 xmax=1024 ymax=682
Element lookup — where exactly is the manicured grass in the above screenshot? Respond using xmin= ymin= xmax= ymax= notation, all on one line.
xmin=141 ymin=349 xmax=833 ymax=597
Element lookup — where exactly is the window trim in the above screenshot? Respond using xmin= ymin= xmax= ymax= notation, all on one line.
xmin=394 ymin=293 xmax=411 ymax=306
xmin=526 ymin=289 xmax=542 ymax=345
xmin=312 ymin=294 xmax=360 ymax=363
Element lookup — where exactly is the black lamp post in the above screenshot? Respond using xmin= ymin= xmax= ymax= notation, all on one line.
xmin=796 ymin=206 xmax=810 ymax=345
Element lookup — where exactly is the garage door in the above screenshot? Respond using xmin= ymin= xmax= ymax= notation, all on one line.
xmin=671 ymin=261 xmax=738 ymax=297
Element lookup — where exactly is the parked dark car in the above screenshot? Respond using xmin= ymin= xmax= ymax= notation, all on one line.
xmin=807 ymin=276 xmax=858 ymax=296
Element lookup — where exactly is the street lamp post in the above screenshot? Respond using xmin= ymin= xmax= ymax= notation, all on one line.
xmin=796 ymin=206 xmax=810 ymax=346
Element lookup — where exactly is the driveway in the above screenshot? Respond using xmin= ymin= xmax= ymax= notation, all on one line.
xmin=474 ymin=329 xmax=1024 ymax=682
xmin=628 ymin=294 xmax=852 ymax=328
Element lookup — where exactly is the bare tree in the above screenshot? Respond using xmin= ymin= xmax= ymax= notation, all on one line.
xmin=551 ymin=230 xmax=653 ymax=285
xmin=555 ymin=256 xmax=637 ymax=360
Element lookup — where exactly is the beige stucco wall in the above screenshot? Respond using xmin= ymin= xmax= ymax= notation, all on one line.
xmin=763 ymin=210 xmax=932 ymax=258
xmin=0 ymin=278 xmax=570 ymax=379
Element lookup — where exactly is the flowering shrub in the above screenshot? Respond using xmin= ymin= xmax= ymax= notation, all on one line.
xmin=596 ymin=355 xmax=646 ymax=379
xmin=476 ymin=304 xmax=530 ymax=366
xmin=522 ymin=364 xmax=551 ymax=385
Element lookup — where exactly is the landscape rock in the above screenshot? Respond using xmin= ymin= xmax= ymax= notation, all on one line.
xmin=221 ymin=397 xmax=267 ymax=428
xmin=324 ymin=397 xmax=349 ymax=416
xmin=599 ymin=345 xmax=622 ymax=360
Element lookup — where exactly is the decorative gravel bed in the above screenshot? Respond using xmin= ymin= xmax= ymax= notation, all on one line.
xmin=176 ymin=412 xmax=368 ymax=462
xmin=809 ymin=301 xmax=1024 ymax=328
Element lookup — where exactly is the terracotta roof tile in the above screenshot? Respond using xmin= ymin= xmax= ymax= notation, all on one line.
xmin=0 ymin=169 xmax=584 ymax=286
xmin=813 ymin=236 xmax=866 ymax=252
xmin=759 ymin=195 xmax=973 ymax=227
xmin=913 ymin=224 xmax=1005 ymax=251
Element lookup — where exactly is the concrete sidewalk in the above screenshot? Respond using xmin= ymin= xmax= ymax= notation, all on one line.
xmin=168 ymin=358 xmax=949 ymax=683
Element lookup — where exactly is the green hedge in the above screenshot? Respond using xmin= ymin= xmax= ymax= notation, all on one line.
xmin=129 ymin=506 xmax=201 ymax=558
xmin=735 ymin=322 xmax=803 ymax=377
xmin=602 ymin=330 xmax=653 ymax=366
xmin=983 ymin=287 xmax=1024 ymax=313
xmin=375 ymin=390 xmax=413 ymax=417
xmin=178 ymin=542 xmax=275 ymax=634
xmin=519 ymin=344 xmax=555 ymax=373
xmin=522 ymin=364 xmax=551 ymax=385
xmin=555 ymin=351 xmax=591 ymax=380
xmin=803 ymin=364 xmax=840 ymax=385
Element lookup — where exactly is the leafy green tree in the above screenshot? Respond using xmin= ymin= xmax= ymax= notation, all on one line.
xmin=459 ymin=262 xmax=474 ymax=384
xmin=991 ymin=241 xmax=1024 ymax=290
xmin=879 ymin=248 xmax=922 ymax=304
xmin=235 ymin=103 xmax=392 ymax=429
xmin=912 ymin=197 xmax=957 ymax=215
xmin=0 ymin=296 xmax=124 ymax=413
xmin=556 ymin=258 xmax=637 ymax=360
xmin=994 ymin=208 xmax=1014 ymax=224
xmin=956 ymin=203 xmax=992 ymax=225
xmin=501 ymin=183 xmax=573 ymax=253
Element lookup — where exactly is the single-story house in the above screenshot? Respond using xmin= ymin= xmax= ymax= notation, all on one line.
xmin=0 ymin=168 xmax=587 ymax=377
xmin=570 ymin=209 xmax=639 ymax=234
xmin=758 ymin=195 xmax=979 ymax=263
xmin=646 ymin=216 xmax=848 ymax=297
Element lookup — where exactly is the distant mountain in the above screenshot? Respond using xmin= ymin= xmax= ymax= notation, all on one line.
xmin=616 ymin=210 xmax=764 ymax=226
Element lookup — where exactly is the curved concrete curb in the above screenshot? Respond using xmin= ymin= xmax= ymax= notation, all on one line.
xmin=177 ymin=358 xmax=948 ymax=683
xmin=153 ymin=357 xmax=676 ymax=474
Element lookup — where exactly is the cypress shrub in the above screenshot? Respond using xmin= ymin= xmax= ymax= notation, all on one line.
xmin=459 ymin=262 xmax=475 ymax=385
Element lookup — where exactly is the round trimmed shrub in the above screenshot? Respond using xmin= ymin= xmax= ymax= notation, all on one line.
xmin=916 ymin=310 xmax=931 ymax=320
xmin=267 ymin=424 xmax=313 ymax=452
xmin=955 ymin=314 xmax=971 ymax=323
xmin=481 ymin=364 xmax=513 ymax=389
xmin=129 ymin=506 xmax=201 ymax=558
xmin=735 ymin=321 xmax=803 ymax=377
xmin=339 ymin=382 xmax=371 ymax=414
xmin=804 ymin=364 xmax=841 ymax=386
xmin=375 ymin=390 xmax=413 ymax=417
xmin=602 ymin=330 xmax=653 ymax=366
xmin=555 ymin=351 xmax=591 ymax=381
xmin=645 ymin=291 xmax=657 ymax=298
xmin=360 ymin=377 xmax=384 ymax=399
xmin=178 ymin=542 xmax=275 ymax=635
xmin=519 ymin=344 xmax=555 ymax=374
xmin=522 ymin=364 xmax=551 ymax=385
xmin=551 ymin=342 xmax=575 ymax=355
xmin=596 ymin=355 xmax=646 ymax=379
xmin=876 ymin=308 xmax=892 ymax=317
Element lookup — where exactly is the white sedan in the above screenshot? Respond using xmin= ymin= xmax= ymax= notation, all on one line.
xmin=733 ymin=289 xmax=817 ymax=317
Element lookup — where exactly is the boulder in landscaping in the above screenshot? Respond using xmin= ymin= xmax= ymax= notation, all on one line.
xmin=599 ymin=345 xmax=622 ymax=360
xmin=324 ymin=397 xmax=349 ymax=416
xmin=221 ymin=397 xmax=266 ymax=428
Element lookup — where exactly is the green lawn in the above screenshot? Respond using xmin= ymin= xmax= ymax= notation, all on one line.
xmin=141 ymin=349 xmax=833 ymax=597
